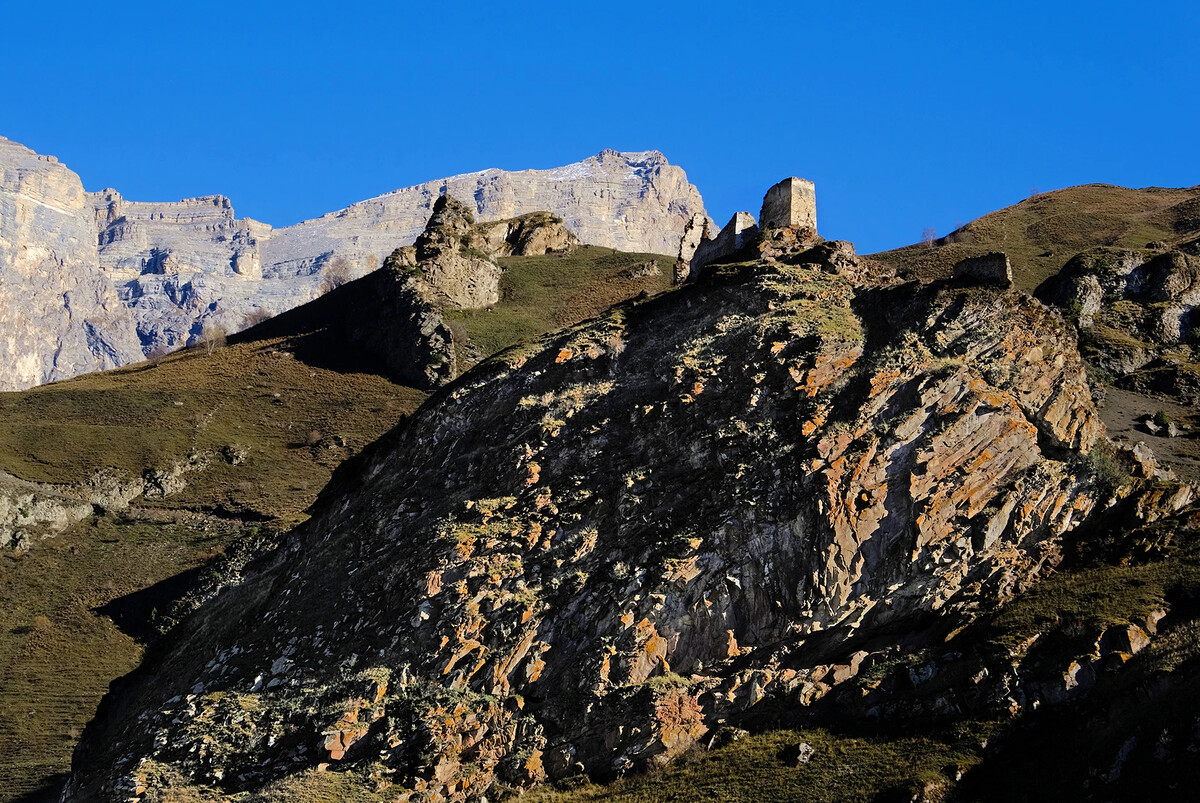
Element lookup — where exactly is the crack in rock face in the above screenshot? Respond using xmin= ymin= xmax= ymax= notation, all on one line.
xmin=65 ymin=249 xmax=1107 ymax=801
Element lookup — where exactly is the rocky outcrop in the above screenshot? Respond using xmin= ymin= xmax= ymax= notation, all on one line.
xmin=0 ymin=137 xmax=143 ymax=390
xmin=233 ymin=194 xmax=513 ymax=390
xmin=0 ymin=470 xmax=93 ymax=549
xmin=67 ymin=242 xmax=1111 ymax=801
xmin=477 ymin=211 xmax=580 ymax=258
xmin=1036 ymin=239 xmax=1200 ymax=401
xmin=406 ymin=194 xmax=503 ymax=309
xmin=1 ymin=139 xmax=706 ymax=385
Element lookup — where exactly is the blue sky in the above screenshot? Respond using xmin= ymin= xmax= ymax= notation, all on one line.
xmin=3 ymin=1 xmax=1197 ymax=253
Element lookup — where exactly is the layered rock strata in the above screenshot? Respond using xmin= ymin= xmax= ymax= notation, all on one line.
xmin=0 ymin=137 xmax=143 ymax=390
xmin=1 ymin=139 xmax=706 ymax=384
xmin=68 ymin=241 xmax=1109 ymax=801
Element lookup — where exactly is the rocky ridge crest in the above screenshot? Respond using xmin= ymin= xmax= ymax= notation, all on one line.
xmin=66 ymin=236 xmax=1120 ymax=800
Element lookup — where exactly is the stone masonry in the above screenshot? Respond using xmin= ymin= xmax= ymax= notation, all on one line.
xmin=682 ymin=176 xmax=818 ymax=282
xmin=686 ymin=212 xmax=760 ymax=281
xmin=759 ymin=177 xmax=816 ymax=231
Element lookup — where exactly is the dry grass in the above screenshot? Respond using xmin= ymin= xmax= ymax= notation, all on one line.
xmin=443 ymin=246 xmax=673 ymax=366
xmin=871 ymin=183 xmax=1200 ymax=290
xmin=0 ymin=339 xmax=425 ymax=522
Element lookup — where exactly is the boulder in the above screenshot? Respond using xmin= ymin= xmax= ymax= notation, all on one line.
xmin=951 ymin=252 xmax=1013 ymax=287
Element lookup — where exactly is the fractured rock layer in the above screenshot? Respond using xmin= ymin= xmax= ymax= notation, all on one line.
xmin=68 ymin=246 xmax=1107 ymax=801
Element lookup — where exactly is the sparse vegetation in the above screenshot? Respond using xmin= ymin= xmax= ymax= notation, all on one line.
xmin=320 ymin=256 xmax=356 ymax=294
xmin=442 ymin=246 xmax=673 ymax=365
xmin=525 ymin=727 xmax=980 ymax=803
xmin=871 ymin=184 xmax=1200 ymax=290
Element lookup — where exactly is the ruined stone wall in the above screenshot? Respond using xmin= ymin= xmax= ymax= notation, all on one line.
xmin=688 ymin=212 xmax=759 ymax=279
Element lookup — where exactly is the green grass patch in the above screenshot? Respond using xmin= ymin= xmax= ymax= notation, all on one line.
xmin=443 ymin=247 xmax=672 ymax=364
xmin=524 ymin=727 xmax=981 ymax=803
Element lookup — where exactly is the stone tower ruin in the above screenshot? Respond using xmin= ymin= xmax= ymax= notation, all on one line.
xmin=676 ymin=176 xmax=818 ymax=282
xmin=759 ymin=177 xmax=816 ymax=231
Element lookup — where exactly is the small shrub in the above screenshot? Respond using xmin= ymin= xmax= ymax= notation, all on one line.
xmin=320 ymin=256 xmax=356 ymax=294
xmin=199 ymin=323 xmax=227 ymax=355
xmin=1088 ymin=441 xmax=1130 ymax=496
xmin=1064 ymin=298 xmax=1084 ymax=321
xmin=1153 ymin=409 xmax=1173 ymax=428
xmin=241 ymin=308 xmax=272 ymax=330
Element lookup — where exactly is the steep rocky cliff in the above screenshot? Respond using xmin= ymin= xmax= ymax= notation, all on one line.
xmin=0 ymin=137 xmax=142 ymax=390
xmin=66 ymin=240 xmax=1116 ymax=800
xmin=1 ymin=138 xmax=705 ymax=385
xmin=89 ymin=148 xmax=702 ymax=355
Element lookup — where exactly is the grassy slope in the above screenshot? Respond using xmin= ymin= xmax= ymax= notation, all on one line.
xmin=0 ymin=518 xmax=243 ymax=799
xmin=0 ymin=339 xmax=424 ymax=522
xmin=443 ymin=247 xmax=673 ymax=365
xmin=0 ymin=248 xmax=672 ymax=803
xmin=524 ymin=727 xmax=980 ymax=803
xmin=869 ymin=183 xmax=1200 ymax=291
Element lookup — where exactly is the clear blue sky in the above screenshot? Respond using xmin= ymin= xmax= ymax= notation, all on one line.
xmin=3 ymin=1 xmax=1197 ymax=253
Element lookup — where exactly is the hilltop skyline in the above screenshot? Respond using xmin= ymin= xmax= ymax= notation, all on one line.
xmin=4 ymin=0 xmax=1199 ymax=253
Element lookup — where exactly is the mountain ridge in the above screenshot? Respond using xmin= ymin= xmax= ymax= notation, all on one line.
xmin=0 ymin=137 xmax=705 ymax=390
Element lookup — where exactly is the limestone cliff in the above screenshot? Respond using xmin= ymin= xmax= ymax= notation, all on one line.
xmin=0 ymin=137 xmax=142 ymax=390
xmin=1 ymin=138 xmax=704 ymax=383
xmin=67 ymin=243 xmax=1113 ymax=801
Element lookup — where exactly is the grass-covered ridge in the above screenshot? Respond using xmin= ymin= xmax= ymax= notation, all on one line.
xmin=443 ymin=246 xmax=673 ymax=365
xmin=870 ymin=183 xmax=1200 ymax=290
xmin=0 ymin=338 xmax=424 ymax=521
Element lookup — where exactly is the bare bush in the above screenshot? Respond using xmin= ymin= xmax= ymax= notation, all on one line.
xmin=320 ymin=256 xmax=356 ymax=294
xmin=241 ymin=308 xmax=272 ymax=330
xmin=200 ymin=322 xmax=227 ymax=355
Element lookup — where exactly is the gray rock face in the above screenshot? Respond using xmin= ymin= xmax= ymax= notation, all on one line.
xmin=0 ymin=137 xmax=143 ymax=390
xmin=409 ymin=194 xmax=502 ymax=309
xmin=92 ymin=148 xmax=704 ymax=355
xmin=951 ymin=252 xmax=1013 ymax=287
xmin=1 ymin=138 xmax=707 ymax=387
xmin=0 ymin=470 xmax=94 ymax=549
